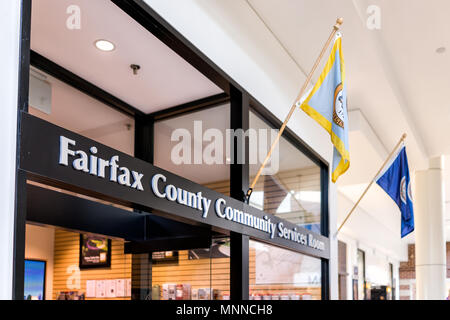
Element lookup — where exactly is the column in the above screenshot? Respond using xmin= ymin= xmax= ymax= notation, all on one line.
xmin=415 ymin=156 xmax=447 ymax=300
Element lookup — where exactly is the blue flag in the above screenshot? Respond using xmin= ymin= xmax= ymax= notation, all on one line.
xmin=376 ymin=146 xmax=414 ymax=238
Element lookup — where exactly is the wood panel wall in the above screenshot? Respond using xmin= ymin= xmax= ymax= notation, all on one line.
xmin=52 ymin=229 xmax=131 ymax=300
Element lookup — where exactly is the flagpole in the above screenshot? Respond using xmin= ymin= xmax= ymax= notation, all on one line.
xmin=245 ymin=17 xmax=344 ymax=203
xmin=335 ymin=133 xmax=407 ymax=235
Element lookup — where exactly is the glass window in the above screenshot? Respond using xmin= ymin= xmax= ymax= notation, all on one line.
xmin=151 ymin=236 xmax=230 ymax=300
xmin=249 ymin=111 xmax=322 ymax=233
xmin=154 ymin=104 xmax=230 ymax=194
xmin=25 ymin=224 xmax=131 ymax=300
xmin=29 ymin=67 xmax=135 ymax=156
xmin=25 ymin=223 xmax=230 ymax=300
xmin=249 ymin=240 xmax=322 ymax=300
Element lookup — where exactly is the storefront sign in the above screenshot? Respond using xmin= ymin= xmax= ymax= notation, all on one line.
xmin=20 ymin=113 xmax=329 ymax=258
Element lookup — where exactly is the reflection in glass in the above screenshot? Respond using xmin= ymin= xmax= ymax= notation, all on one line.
xmin=249 ymin=112 xmax=321 ymax=233
xmin=151 ymin=236 xmax=230 ymax=300
xmin=249 ymin=240 xmax=322 ymax=300
xmin=154 ymin=104 xmax=230 ymax=189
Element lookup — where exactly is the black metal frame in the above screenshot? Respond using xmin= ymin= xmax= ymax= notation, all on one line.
xmin=12 ymin=0 xmax=331 ymax=300
xmin=229 ymin=85 xmax=250 ymax=300
xmin=13 ymin=0 xmax=32 ymax=300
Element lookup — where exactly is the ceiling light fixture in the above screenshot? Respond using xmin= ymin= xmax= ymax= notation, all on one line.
xmin=94 ymin=39 xmax=115 ymax=52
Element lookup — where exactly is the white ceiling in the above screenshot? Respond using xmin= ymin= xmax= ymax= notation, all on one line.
xmin=246 ymin=0 xmax=450 ymax=242
xmin=31 ymin=0 xmax=223 ymax=114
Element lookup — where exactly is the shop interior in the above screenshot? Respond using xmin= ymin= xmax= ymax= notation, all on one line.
xmin=24 ymin=0 xmax=323 ymax=300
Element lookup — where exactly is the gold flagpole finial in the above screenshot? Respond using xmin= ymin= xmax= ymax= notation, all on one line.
xmin=334 ymin=18 xmax=344 ymax=30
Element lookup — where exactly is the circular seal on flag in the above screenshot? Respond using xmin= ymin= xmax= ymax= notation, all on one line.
xmin=333 ymin=83 xmax=345 ymax=128
xmin=400 ymin=176 xmax=407 ymax=204
xmin=407 ymin=180 xmax=412 ymax=201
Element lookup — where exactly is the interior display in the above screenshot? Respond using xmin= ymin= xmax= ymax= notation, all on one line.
xmin=96 ymin=280 xmax=106 ymax=298
xmin=126 ymin=279 xmax=132 ymax=297
xmin=106 ymin=280 xmax=116 ymax=298
xmin=152 ymin=251 xmax=179 ymax=264
xmin=56 ymin=291 xmax=85 ymax=300
xmin=86 ymin=280 xmax=96 ymax=298
xmin=116 ymin=279 xmax=125 ymax=298
xmin=189 ymin=239 xmax=230 ymax=260
xmin=79 ymin=234 xmax=111 ymax=269
xmin=249 ymin=293 xmax=311 ymax=300
xmin=24 ymin=260 xmax=46 ymax=300
xmin=197 ymin=288 xmax=211 ymax=300
xmin=152 ymin=285 xmax=160 ymax=300
xmin=162 ymin=284 xmax=176 ymax=300
xmin=161 ymin=284 xmax=225 ymax=300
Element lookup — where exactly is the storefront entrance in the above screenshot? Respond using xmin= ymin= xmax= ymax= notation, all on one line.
xmin=15 ymin=0 xmax=330 ymax=300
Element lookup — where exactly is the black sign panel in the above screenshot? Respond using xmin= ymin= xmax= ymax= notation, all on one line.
xmin=19 ymin=113 xmax=329 ymax=259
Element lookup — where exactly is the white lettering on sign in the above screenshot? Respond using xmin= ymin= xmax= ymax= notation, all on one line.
xmin=56 ymin=135 xmax=325 ymax=252
xmin=214 ymin=197 xmax=276 ymax=239
xmin=151 ymin=173 xmax=211 ymax=218
xmin=58 ymin=136 xmax=144 ymax=191
xmin=149 ymin=173 xmax=324 ymax=251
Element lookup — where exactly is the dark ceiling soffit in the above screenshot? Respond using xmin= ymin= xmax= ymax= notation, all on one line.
xmin=124 ymin=235 xmax=212 ymax=253
xmin=26 ymin=183 xmax=146 ymax=241
xmin=146 ymin=214 xmax=212 ymax=238
xmin=150 ymin=92 xmax=229 ymax=121
xmin=30 ymin=50 xmax=144 ymax=118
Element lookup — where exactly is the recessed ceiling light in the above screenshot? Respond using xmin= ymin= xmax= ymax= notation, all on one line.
xmin=436 ymin=47 xmax=446 ymax=54
xmin=94 ymin=39 xmax=115 ymax=52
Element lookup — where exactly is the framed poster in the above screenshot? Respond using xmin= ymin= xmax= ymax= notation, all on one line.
xmin=79 ymin=234 xmax=111 ymax=269
xmin=24 ymin=259 xmax=46 ymax=300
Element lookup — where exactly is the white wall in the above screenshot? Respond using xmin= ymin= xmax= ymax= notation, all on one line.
xmin=25 ymin=225 xmax=55 ymax=300
xmin=144 ymin=0 xmax=337 ymax=298
xmin=338 ymin=232 xmax=401 ymax=300
xmin=337 ymin=191 xmax=405 ymax=300
xmin=337 ymin=192 xmax=407 ymax=262
xmin=0 ymin=0 xmax=22 ymax=300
